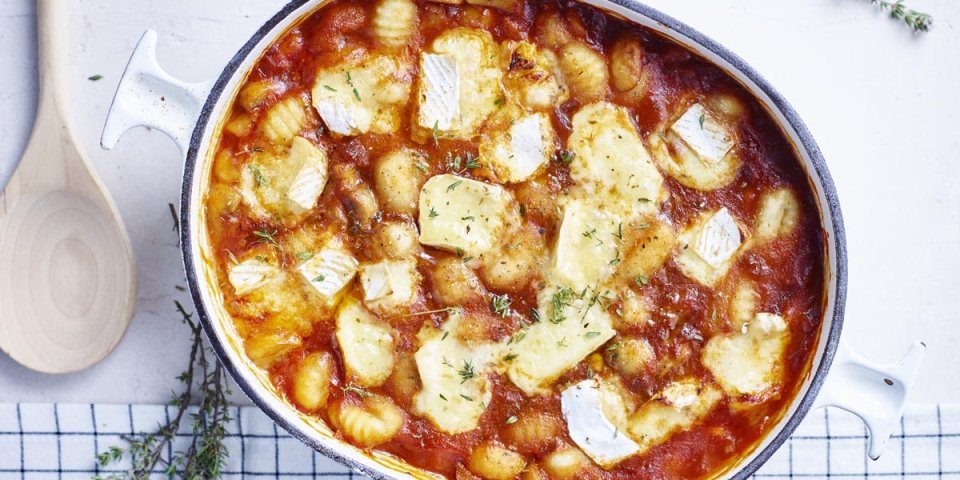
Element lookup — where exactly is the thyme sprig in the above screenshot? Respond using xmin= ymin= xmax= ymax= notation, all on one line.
xmin=871 ymin=0 xmax=933 ymax=32
xmin=94 ymin=301 xmax=232 ymax=480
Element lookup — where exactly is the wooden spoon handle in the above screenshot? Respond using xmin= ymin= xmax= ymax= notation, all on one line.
xmin=36 ymin=0 xmax=69 ymax=116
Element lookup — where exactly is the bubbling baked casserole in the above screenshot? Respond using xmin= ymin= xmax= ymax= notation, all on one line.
xmin=204 ymin=0 xmax=826 ymax=478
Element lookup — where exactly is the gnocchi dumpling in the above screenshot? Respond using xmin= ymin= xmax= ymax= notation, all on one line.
xmin=372 ymin=0 xmax=417 ymax=48
xmin=702 ymin=312 xmax=789 ymax=396
xmin=467 ymin=443 xmax=527 ymax=480
xmin=627 ymin=379 xmax=722 ymax=454
xmin=373 ymin=149 xmax=425 ymax=216
xmin=330 ymin=394 xmax=404 ymax=447
xmin=292 ymin=351 xmax=335 ymax=411
xmin=336 ymin=298 xmax=396 ymax=387
xmin=259 ymin=96 xmax=307 ymax=144
xmin=559 ymin=42 xmax=609 ymax=101
xmin=754 ymin=188 xmax=801 ymax=242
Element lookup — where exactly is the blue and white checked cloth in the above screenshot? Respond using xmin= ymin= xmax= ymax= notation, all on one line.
xmin=0 ymin=403 xmax=957 ymax=479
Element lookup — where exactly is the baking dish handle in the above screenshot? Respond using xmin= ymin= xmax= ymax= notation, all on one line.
xmin=813 ymin=339 xmax=925 ymax=460
xmin=101 ymin=29 xmax=212 ymax=155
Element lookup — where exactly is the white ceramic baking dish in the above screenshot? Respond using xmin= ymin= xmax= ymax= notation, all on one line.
xmin=100 ymin=1 xmax=926 ymax=478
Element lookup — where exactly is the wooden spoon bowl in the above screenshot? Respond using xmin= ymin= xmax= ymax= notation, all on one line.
xmin=0 ymin=0 xmax=136 ymax=373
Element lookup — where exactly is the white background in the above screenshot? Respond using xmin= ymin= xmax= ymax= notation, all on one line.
xmin=0 ymin=0 xmax=957 ymax=406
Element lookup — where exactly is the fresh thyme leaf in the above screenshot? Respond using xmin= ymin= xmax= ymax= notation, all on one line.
xmin=584 ymin=331 xmax=601 ymax=338
xmin=531 ymin=308 xmax=541 ymax=322
xmin=638 ymin=197 xmax=651 ymax=203
xmin=416 ymin=159 xmax=429 ymax=173
xmin=460 ymin=394 xmax=474 ymax=401
xmin=342 ymin=383 xmax=373 ymax=398
xmin=519 ymin=204 xmax=526 ymax=217
xmin=609 ymin=249 xmax=621 ymax=266
xmin=168 ymin=202 xmax=180 ymax=246
xmin=227 ymin=250 xmax=240 ymax=265
xmin=253 ymin=229 xmax=279 ymax=246
xmin=698 ymin=113 xmax=706 ymax=129
xmin=313 ymin=275 xmax=326 ymax=282
xmin=95 ymin=301 xmax=232 ymax=479
xmin=505 ymin=415 xmax=518 ymax=424
xmin=465 ymin=152 xmax=480 ymax=169
xmin=323 ymin=84 xmax=337 ymax=92
xmin=461 ymin=216 xmax=476 ymax=221
xmin=439 ymin=393 xmax=448 ymax=401
xmin=249 ymin=164 xmax=268 ymax=187
xmin=494 ymin=96 xmax=505 ymax=107
xmin=447 ymin=180 xmax=463 ymax=191
xmin=503 ymin=353 xmax=519 ymax=361
xmin=432 ymin=121 xmax=440 ymax=146
xmin=549 ymin=287 xmax=576 ymax=324
xmin=88 ymin=74 xmax=103 ymax=81
xmin=490 ymin=294 xmax=512 ymax=318
xmin=555 ymin=149 xmax=576 ymax=165
xmin=429 ymin=207 xmax=440 ymax=218
xmin=872 ymin=0 xmax=933 ymax=32
xmin=297 ymin=252 xmax=312 ymax=261
xmin=458 ymin=360 xmax=476 ymax=384
xmin=353 ymin=87 xmax=361 ymax=102
xmin=635 ymin=274 xmax=650 ymax=286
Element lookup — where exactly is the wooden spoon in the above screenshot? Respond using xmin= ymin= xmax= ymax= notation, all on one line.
xmin=0 ymin=0 xmax=136 ymax=373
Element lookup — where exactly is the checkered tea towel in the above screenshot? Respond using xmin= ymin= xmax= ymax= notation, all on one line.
xmin=0 ymin=403 xmax=957 ymax=479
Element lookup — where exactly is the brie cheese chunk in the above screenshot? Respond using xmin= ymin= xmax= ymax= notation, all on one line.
xmin=360 ymin=259 xmax=419 ymax=312
xmin=693 ymin=207 xmax=742 ymax=268
xmin=335 ymin=298 xmax=395 ymax=387
xmin=297 ymin=238 xmax=359 ymax=303
xmin=418 ymin=174 xmax=515 ymax=256
xmin=481 ymin=113 xmax=554 ymax=183
xmin=413 ymin=311 xmax=499 ymax=434
xmin=312 ymin=55 xmax=411 ymax=136
xmin=228 ymin=259 xmax=280 ymax=295
xmin=567 ymin=102 xmax=665 ymax=218
xmin=552 ymin=201 xmax=622 ymax=288
xmin=669 ymin=103 xmax=734 ymax=165
xmin=702 ymin=312 xmax=789 ymax=396
xmin=506 ymin=286 xmax=616 ymax=394
xmin=418 ymin=53 xmax=460 ymax=131
xmin=315 ymin=100 xmax=363 ymax=136
xmin=284 ymin=137 xmax=329 ymax=210
xmin=561 ymin=379 xmax=639 ymax=468
xmin=675 ymin=207 xmax=745 ymax=286
xmin=627 ymin=379 xmax=722 ymax=455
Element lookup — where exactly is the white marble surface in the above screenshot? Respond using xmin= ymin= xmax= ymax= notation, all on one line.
xmin=0 ymin=0 xmax=957 ymax=405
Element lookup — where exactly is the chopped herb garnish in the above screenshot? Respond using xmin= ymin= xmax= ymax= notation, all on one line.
xmin=490 ymin=294 xmax=511 ymax=318
xmin=429 ymin=207 xmax=440 ymax=218
xmin=439 ymin=393 xmax=448 ymax=401
xmin=341 ymin=383 xmax=373 ymax=398
xmin=557 ymin=337 xmax=569 ymax=348
xmin=503 ymin=353 xmax=519 ymax=361
xmin=456 ymin=247 xmax=465 ymax=257
xmin=460 ymin=394 xmax=474 ymax=401
xmin=323 ymin=85 xmax=337 ymax=92
xmin=432 ymin=121 xmax=440 ymax=146
xmin=505 ymin=415 xmax=518 ymax=425
xmin=447 ymin=180 xmax=463 ymax=191
xmin=531 ymin=308 xmax=541 ymax=322
xmin=249 ymin=164 xmax=268 ymax=187
xmin=519 ymin=204 xmax=526 ymax=217
xmin=227 ymin=250 xmax=240 ymax=265
xmin=638 ymin=197 xmax=651 ymax=203
xmin=635 ymin=274 xmax=650 ymax=286
xmin=549 ymin=287 xmax=576 ymax=324
xmin=614 ymin=222 xmax=623 ymax=241
xmin=609 ymin=249 xmax=621 ymax=266
xmin=555 ymin=149 xmax=576 ymax=165
xmin=296 ymin=252 xmax=312 ymax=261
xmin=415 ymin=159 xmax=429 ymax=173
xmin=584 ymin=331 xmax=601 ymax=338
xmin=88 ymin=74 xmax=103 ymax=81
xmin=353 ymin=88 xmax=361 ymax=102
xmin=464 ymin=152 xmax=480 ymax=169
xmin=457 ymin=360 xmax=476 ymax=384
xmin=312 ymin=275 xmax=326 ymax=283
xmin=461 ymin=216 xmax=475 ymax=221
xmin=441 ymin=331 xmax=449 ymax=341
xmin=494 ymin=96 xmax=505 ymax=107
xmin=253 ymin=229 xmax=279 ymax=246
xmin=698 ymin=113 xmax=706 ymax=129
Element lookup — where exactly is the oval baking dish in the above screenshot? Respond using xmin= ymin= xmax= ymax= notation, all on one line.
xmin=101 ymin=1 xmax=925 ymax=478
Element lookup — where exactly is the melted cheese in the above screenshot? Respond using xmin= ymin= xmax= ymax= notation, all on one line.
xmin=670 ymin=103 xmax=734 ymax=165
xmin=702 ymin=313 xmax=789 ymax=396
xmin=552 ymin=201 xmax=622 ymax=288
xmin=480 ymin=113 xmax=555 ymax=183
xmin=416 ymin=28 xmax=502 ymax=139
xmin=561 ymin=379 xmax=639 ymax=468
xmin=360 ymin=259 xmax=419 ymax=312
xmin=336 ymin=298 xmax=396 ymax=387
xmin=567 ymin=102 xmax=665 ymax=218
xmin=297 ymin=238 xmax=359 ymax=303
xmin=418 ymin=174 xmax=515 ymax=256
xmin=413 ymin=311 xmax=499 ymax=434
xmin=675 ymin=208 xmax=744 ymax=287
xmin=312 ymin=54 xmax=411 ymax=136
xmin=754 ymin=188 xmax=800 ymax=242
xmin=228 ymin=259 xmax=280 ymax=295
xmin=506 ymin=286 xmax=616 ymax=394
xmin=627 ymin=379 xmax=722 ymax=454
